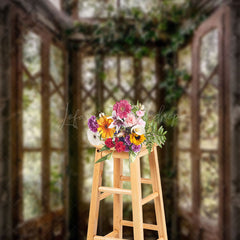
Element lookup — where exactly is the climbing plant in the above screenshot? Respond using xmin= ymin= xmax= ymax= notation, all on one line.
xmin=66 ymin=0 xmax=207 ymax=110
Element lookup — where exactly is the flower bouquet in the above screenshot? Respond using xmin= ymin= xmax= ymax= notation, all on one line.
xmin=87 ymin=100 xmax=167 ymax=163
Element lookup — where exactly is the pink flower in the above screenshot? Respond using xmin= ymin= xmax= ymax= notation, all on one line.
xmin=113 ymin=100 xmax=132 ymax=119
xmin=136 ymin=110 xmax=145 ymax=117
xmin=137 ymin=118 xmax=146 ymax=127
xmin=125 ymin=113 xmax=137 ymax=127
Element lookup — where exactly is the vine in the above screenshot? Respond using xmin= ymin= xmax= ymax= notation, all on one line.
xmin=66 ymin=1 xmax=207 ymax=111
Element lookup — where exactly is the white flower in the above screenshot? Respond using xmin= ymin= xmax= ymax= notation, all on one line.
xmin=112 ymin=110 xmax=117 ymax=118
xmin=131 ymin=125 xmax=145 ymax=135
xmin=87 ymin=129 xmax=104 ymax=146
xmin=137 ymin=118 xmax=146 ymax=127
xmin=108 ymin=110 xmax=124 ymax=131
xmin=99 ymin=112 xmax=105 ymax=117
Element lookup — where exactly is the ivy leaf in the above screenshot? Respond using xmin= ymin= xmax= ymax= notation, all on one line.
xmin=95 ymin=152 xmax=112 ymax=164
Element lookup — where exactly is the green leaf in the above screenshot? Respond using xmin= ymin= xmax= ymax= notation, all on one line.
xmin=146 ymin=141 xmax=154 ymax=154
xmin=129 ymin=150 xmax=138 ymax=163
xmin=95 ymin=152 xmax=112 ymax=164
xmin=99 ymin=145 xmax=110 ymax=152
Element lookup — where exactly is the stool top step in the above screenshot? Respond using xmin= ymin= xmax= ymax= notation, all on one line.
xmin=94 ymin=143 xmax=157 ymax=159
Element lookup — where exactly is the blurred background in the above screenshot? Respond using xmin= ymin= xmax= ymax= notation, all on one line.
xmin=0 ymin=0 xmax=239 ymax=240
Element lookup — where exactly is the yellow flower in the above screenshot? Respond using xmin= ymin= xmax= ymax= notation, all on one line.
xmin=129 ymin=133 xmax=146 ymax=145
xmin=97 ymin=116 xmax=115 ymax=139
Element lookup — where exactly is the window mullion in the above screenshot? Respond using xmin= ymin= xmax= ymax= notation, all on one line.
xmin=96 ymin=54 xmax=104 ymax=111
xmin=133 ymin=57 xmax=142 ymax=103
xmin=41 ymin=39 xmax=50 ymax=213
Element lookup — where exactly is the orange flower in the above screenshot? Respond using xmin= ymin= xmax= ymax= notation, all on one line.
xmin=97 ymin=116 xmax=115 ymax=139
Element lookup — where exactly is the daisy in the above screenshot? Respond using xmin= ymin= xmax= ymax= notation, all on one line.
xmin=87 ymin=130 xmax=103 ymax=146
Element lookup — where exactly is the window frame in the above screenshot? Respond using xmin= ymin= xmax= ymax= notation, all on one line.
xmin=176 ymin=6 xmax=231 ymax=240
xmin=11 ymin=9 xmax=68 ymax=239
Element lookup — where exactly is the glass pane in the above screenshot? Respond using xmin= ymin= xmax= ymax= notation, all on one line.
xmin=200 ymin=152 xmax=219 ymax=220
xmin=50 ymin=93 xmax=65 ymax=148
xmin=177 ymin=95 xmax=191 ymax=149
xmin=104 ymin=57 xmax=134 ymax=103
xmin=122 ymin=158 xmax=131 ymax=203
xmin=104 ymin=97 xmax=116 ymax=114
xmin=23 ymin=32 xmax=41 ymax=75
xmin=82 ymin=148 xmax=95 ymax=202
xmin=83 ymin=98 xmax=97 ymax=147
xmin=50 ymin=45 xmax=64 ymax=86
xmin=178 ymin=151 xmax=192 ymax=209
xmin=104 ymin=155 xmax=114 ymax=189
xmin=200 ymin=29 xmax=219 ymax=79
xmin=78 ymin=0 xmax=116 ymax=18
xmin=23 ymin=152 xmax=42 ymax=220
xmin=141 ymin=155 xmax=152 ymax=198
xmin=200 ymin=82 xmax=219 ymax=150
xmin=120 ymin=57 xmax=134 ymax=94
xmin=82 ymin=57 xmax=96 ymax=91
xmin=50 ymin=152 xmax=64 ymax=210
xmin=121 ymin=0 xmax=159 ymax=12
xmin=104 ymin=57 xmax=118 ymax=100
xmin=142 ymin=58 xmax=157 ymax=114
xmin=23 ymin=78 xmax=41 ymax=148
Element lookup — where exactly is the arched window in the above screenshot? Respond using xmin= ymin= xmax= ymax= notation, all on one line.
xmin=177 ymin=8 xmax=230 ymax=240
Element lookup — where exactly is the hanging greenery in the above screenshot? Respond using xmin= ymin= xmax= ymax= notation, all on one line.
xmin=66 ymin=1 xmax=207 ymax=109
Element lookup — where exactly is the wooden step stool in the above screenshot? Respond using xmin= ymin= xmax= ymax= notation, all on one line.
xmin=87 ymin=145 xmax=168 ymax=240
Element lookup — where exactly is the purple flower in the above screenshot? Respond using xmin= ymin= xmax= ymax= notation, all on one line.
xmin=125 ymin=135 xmax=131 ymax=146
xmin=124 ymin=145 xmax=130 ymax=152
xmin=88 ymin=116 xmax=99 ymax=132
xmin=131 ymin=144 xmax=141 ymax=152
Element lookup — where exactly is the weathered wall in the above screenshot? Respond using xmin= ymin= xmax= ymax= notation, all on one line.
xmin=0 ymin=1 xmax=12 ymax=240
xmin=230 ymin=1 xmax=240 ymax=240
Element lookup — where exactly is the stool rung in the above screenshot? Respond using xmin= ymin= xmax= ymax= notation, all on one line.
xmin=94 ymin=236 xmax=127 ymax=240
xmin=121 ymin=220 xmax=158 ymax=231
xmin=105 ymin=230 xmax=118 ymax=237
xmin=120 ymin=176 xmax=152 ymax=185
xmin=142 ymin=192 xmax=159 ymax=205
xmin=99 ymin=186 xmax=132 ymax=195
xmin=99 ymin=192 xmax=112 ymax=201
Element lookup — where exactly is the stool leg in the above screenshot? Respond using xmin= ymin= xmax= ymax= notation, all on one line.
xmin=87 ymin=150 xmax=104 ymax=240
xmin=149 ymin=146 xmax=168 ymax=240
xmin=113 ymin=158 xmax=123 ymax=238
xmin=130 ymin=157 xmax=144 ymax=240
